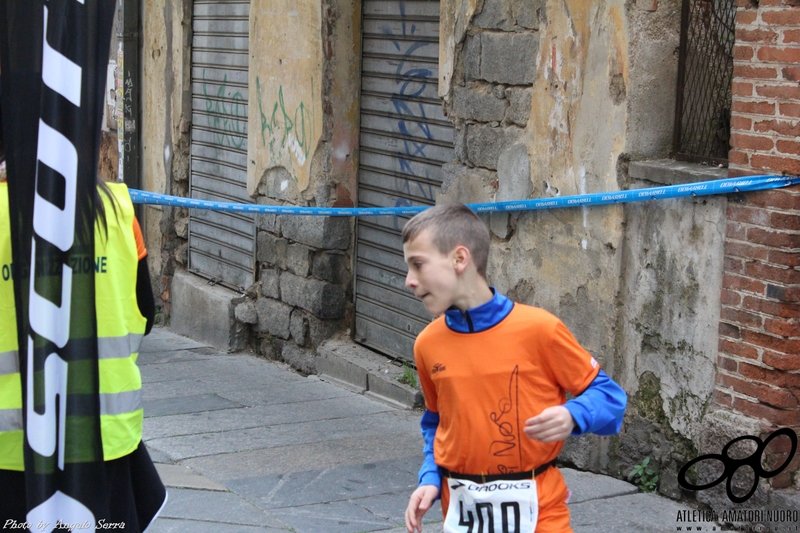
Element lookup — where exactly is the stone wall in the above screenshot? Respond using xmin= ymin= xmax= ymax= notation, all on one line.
xmin=439 ymin=0 xmax=682 ymax=367
xmin=234 ymin=0 xmax=361 ymax=370
xmin=234 ymin=214 xmax=351 ymax=372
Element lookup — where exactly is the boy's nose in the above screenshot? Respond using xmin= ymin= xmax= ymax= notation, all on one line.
xmin=405 ymin=271 xmax=417 ymax=289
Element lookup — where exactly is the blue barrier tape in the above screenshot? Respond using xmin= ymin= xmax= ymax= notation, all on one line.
xmin=130 ymin=175 xmax=800 ymax=217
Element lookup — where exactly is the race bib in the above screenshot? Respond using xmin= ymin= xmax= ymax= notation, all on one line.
xmin=443 ymin=477 xmax=538 ymax=533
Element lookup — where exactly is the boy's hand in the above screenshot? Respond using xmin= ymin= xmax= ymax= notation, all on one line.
xmin=523 ymin=406 xmax=575 ymax=442
xmin=405 ymin=485 xmax=439 ymax=533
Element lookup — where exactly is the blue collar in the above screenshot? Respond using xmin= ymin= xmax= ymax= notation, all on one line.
xmin=444 ymin=289 xmax=514 ymax=333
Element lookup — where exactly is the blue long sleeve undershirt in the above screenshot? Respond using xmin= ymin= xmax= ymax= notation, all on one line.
xmin=417 ymin=290 xmax=627 ymax=490
xmin=418 ymin=409 xmax=441 ymax=489
xmin=565 ymin=369 xmax=627 ymax=436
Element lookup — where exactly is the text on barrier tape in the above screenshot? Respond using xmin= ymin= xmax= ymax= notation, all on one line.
xmin=129 ymin=175 xmax=800 ymax=217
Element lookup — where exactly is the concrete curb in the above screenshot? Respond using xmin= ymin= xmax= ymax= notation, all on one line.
xmin=170 ymin=271 xmax=248 ymax=352
xmin=317 ymin=339 xmax=424 ymax=409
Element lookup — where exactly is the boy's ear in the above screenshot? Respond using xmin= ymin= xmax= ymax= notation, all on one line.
xmin=453 ymin=245 xmax=471 ymax=274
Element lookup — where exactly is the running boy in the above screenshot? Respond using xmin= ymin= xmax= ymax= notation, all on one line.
xmin=402 ymin=204 xmax=627 ymax=533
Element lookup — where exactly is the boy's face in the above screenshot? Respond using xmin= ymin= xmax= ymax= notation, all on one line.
xmin=403 ymin=229 xmax=459 ymax=316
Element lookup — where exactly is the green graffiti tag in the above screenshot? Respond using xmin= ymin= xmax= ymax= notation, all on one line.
xmin=203 ymin=71 xmax=247 ymax=149
xmin=256 ymin=77 xmax=315 ymax=168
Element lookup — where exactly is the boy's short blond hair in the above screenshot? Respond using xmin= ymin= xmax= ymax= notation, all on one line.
xmin=401 ymin=203 xmax=490 ymax=278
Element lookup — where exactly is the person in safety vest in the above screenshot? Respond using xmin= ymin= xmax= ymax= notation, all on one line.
xmin=0 ymin=120 xmax=28 ymax=520
xmin=0 ymin=119 xmax=162 ymax=527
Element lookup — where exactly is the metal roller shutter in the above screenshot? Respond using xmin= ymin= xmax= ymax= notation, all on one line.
xmin=354 ymin=0 xmax=453 ymax=362
xmin=189 ymin=0 xmax=254 ymax=290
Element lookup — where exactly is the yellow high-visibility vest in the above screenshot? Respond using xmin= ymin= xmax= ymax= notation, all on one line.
xmin=95 ymin=182 xmax=147 ymax=460
xmin=0 ymin=182 xmax=146 ymax=470
xmin=0 ymin=181 xmax=23 ymax=470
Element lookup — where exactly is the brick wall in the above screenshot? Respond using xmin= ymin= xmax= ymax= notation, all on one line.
xmin=717 ymin=0 xmax=800 ymax=489
xmin=729 ymin=0 xmax=800 ymax=174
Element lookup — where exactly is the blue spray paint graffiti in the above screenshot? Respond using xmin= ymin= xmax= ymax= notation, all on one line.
xmin=383 ymin=2 xmax=436 ymax=229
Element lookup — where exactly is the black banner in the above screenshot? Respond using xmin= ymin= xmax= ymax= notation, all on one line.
xmin=1 ymin=0 xmax=115 ymax=526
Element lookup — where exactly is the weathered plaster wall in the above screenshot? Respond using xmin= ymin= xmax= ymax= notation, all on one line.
xmin=247 ymin=0 xmax=325 ymax=198
xmin=247 ymin=0 xmax=359 ymax=205
xmin=442 ymin=0 xmax=632 ymax=380
xmin=619 ymin=196 xmax=726 ymax=438
xmin=526 ymin=1 xmax=627 ymax=200
xmin=612 ymin=189 xmax=727 ymax=498
xmin=625 ymin=0 xmax=681 ymax=159
xmin=492 ymin=0 xmax=629 ymax=365
xmin=142 ymin=0 xmax=192 ymax=319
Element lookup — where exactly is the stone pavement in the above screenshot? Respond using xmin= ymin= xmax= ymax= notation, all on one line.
xmin=141 ymin=327 xmax=692 ymax=533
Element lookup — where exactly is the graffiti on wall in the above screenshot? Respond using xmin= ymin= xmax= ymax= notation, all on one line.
xmin=256 ymin=76 xmax=315 ymax=174
xmin=122 ymin=70 xmax=135 ymax=156
xmin=116 ymin=44 xmax=124 ymax=181
xmin=384 ymin=2 xmax=436 ymax=229
xmin=202 ymin=71 xmax=248 ymax=150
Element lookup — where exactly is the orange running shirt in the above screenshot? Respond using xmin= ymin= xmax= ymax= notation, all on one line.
xmin=414 ymin=303 xmax=600 ymax=476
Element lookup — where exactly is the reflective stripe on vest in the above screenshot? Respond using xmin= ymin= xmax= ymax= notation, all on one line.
xmin=100 ymin=389 xmax=143 ymax=416
xmin=98 ymin=333 xmax=144 ymax=360
xmin=0 ymin=350 xmax=19 ymax=376
xmin=0 ymin=350 xmax=21 ymax=435
xmin=0 ymin=408 xmax=22 ymax=432
xmin=0 ymin=392 xmax=141 ymax=430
